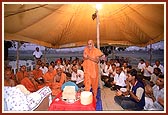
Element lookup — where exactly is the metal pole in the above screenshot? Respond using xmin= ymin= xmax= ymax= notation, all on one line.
xmin=96 ymin=9 xmax=100 ymax=49
xmin=149 ymin=44 xmax=152 ymax=65
xmin=16 ymin=41 xmax=21 ymax=73
xmin=44 ymin=47 xmax=47 ymax=63
xmin=96 ymin=9 xmax=103 ymax=89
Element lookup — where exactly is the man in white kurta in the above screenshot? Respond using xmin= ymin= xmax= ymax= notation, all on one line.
xmin=112 ymin=66 xmax=127 ymax=90
xmin=33 ymin=47 xmax=43 ymax=59
xmin=71 ymin=65 xmax=84 ymax=88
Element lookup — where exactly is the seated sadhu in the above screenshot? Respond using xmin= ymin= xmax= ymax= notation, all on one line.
xmin=52 ymin=67 xmax=67 ymax=96
xmin=5 ymin=65 xmax=15 ymax=82
xmin=4 ymin=69 xmax=15 ymax=87
xmin=32 ymin=64 xmax=44 ymax=85
xmin=21 ymin=71 xmax=38 ymax=92
xmin=15 ymin=65 xmax=28 ymax=84
xmin=43 ymin=65 xmax=56 ymax=88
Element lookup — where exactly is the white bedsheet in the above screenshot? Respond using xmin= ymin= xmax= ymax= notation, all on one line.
xmin=4 ymin=86 xmax=51 ymax=111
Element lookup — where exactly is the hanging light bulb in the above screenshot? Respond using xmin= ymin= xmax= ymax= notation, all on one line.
xmin=96 ymin=4 xmax=102 ymax=10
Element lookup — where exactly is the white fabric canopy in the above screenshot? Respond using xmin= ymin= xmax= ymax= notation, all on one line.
xmin=4 ymin=3 xmax=164 ymax=48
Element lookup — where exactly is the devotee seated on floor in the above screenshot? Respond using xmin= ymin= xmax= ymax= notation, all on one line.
xmin=101 ymin=63 xmax=116 ymax=88
xmin=144 ymin=74 xmax=164 ymax=111
xmin=52 ymin=67 xmax=67 ymax=96
xmin=54 ymin=59 xmax=65 ymax=72
xmin=71 ymin=65 xmax=84 ymax=88
xmin=39 ymin=62 xmax=48 ymax=75
xmin=43 ymin=65 xmax=56 ymax=89
xmin=150 ymin=68 xmax=161 ymax=87
xmin=63 ymin=59 xmax=71 ymax=73
xmin=144 ymin=84 xmax=154 ymax=110
xmin=15 ymin=65 xmax=28 ymax=84
xmin=153 ymin=60 xmax=164 ymax=74
xmin=141 ymin=61 xmax=153 ymax=81
xmin=5 ymin=65 xmax=16 ymax=83
xmin=4 ymin=69 xmax=15 ymax=87
xmin=102 ymin=61 xmax=112 ymax=76
xmin=137 ymin=59 xmax=146 ymax=71
xmin=21 ymin=71 xmax=39 ymax=92
xmin=121 ymin=62 xmax=128 ymax=74
xmin=114 ymin=69 xmax=145 ymax=111
xmin=111 ymin=66 xmax=127 ymax=90
xmin=32 ymin=64 xmax=44 ymax=83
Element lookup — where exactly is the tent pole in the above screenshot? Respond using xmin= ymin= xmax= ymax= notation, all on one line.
xmin=16 ymin=41 xmax=21 ymax=73
xmin=96 ymin=9 xmax=103 ymax=89
xmin=44 ymin=47 xmax=47 ymax=63
xmin=96 ymin=9 xmax=100 ymax=49
xmin=112 ymin=46 xmax=115 ymax=59
xmin=149 ymin=44 xmax=152 ymax=65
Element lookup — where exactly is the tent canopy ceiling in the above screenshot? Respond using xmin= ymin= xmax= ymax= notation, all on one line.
xmin=4 ymin=3 xmax=164 ymax=48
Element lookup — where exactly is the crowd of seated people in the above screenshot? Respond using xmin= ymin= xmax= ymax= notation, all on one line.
xmin=4 ymin=56 xmax=164 ymax=111
xmin=144 ymin=74 xmax=164 ymax=110
xmin=4 ymin=57 xmax=85 ymax=97
xmin=99 ymin=57 xmax=164 ymax=111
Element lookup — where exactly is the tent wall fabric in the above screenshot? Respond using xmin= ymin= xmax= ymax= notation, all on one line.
xmin=4 ymin=3 xmax=164 ymax=48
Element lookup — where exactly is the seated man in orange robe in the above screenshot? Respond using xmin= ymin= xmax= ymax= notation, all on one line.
xmin=32 ymin=64 xmax=44 ymax=85
xmin=43 ymin=65 xmax=56 ymax=88
xmin=32 ymin=64 xmax=43 ymax=79
xmin=4 ymin=69 xmax=15 ymax=87
xmin=52 ymin=67 xmax=67 ymax=96
xmin=16 ymin=65 xmax=28 ymax=84
xmin=82 ymin=40 xmax=104 ymax=100
xmin=21 ymin=71 xmax=38 ymax=92
xmin=5 ymin=65 xmax=16 ymax=84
